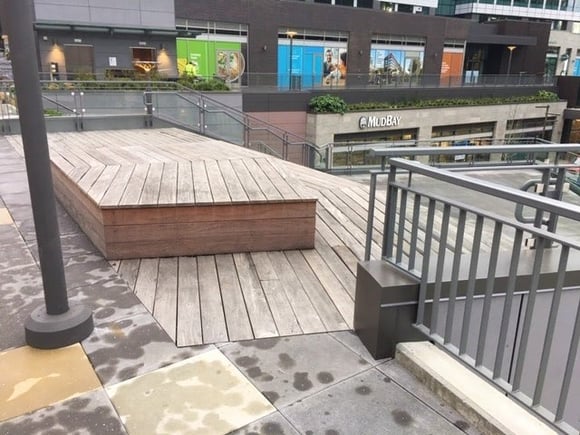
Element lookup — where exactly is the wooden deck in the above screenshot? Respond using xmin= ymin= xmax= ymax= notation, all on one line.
xmin=7 ymin=128 xmax=499 ymax=347
xmin=7 ymin=129 xmax=317 ymax=259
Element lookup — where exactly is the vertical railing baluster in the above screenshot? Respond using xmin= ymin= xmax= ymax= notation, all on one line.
xmin=382 ymin=166 xmax=398 ymax=260
xmin=555 ymin=282 xmax=580 ymax=422
xmin=430 ymin=204 xmax=451 ymax=335
xmin=460 ymin=214 xmax=484 ymax=356
xmin=408 ymin=193 xmax=421 ymax=272
xmin=513 ymin=237 xmax=546 ymax=392
xmin=493 ymin=229 xmax=523 ymax=379
xmin=533 ymin=245 xmax=569 ymax=406
xmin=416 ymin=199 xmax=436 ymax=326
xmin=476 ymin=221 xmax=503 ymax=367
xmin=444 ymin=209 xmax=466 ymax=345
xmin=364 ymin=172 xmax=378 ymax=261
xmin=396 ymin=189 xmax=408 ymax=264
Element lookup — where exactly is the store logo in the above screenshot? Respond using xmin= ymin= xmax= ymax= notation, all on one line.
xmin=359 ymin=115 xmax=401 ymax=129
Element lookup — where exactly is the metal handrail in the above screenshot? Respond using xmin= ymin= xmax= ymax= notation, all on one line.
xmin=364 ymin=151 xmax=580 ymax=433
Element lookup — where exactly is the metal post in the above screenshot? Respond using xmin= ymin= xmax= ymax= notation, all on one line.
xmin=1 ymin=0 xmax=93 ymax=348
xmin=286 ymin=31 xmax=297 ymax=90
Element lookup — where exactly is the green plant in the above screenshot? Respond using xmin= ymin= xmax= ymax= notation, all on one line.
xmin=44 ymin=108 xmax=63 ymax=116
xmin=308 ymin=94 xmax=348 ymax=114
xmin=178 ymin=76 xmax=230 ymax=91
xmin=345 ymin=90 xmax=560 ymax=112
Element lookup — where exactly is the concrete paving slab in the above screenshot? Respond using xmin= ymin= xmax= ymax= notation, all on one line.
xmin=106 ymin=348 xmax=275 ymax=435
xmin=63 ymin=255 xmax=120 ymax=289
xmin=68 ymin=276 xmax=148 ymax=327
xmin=82 ymin=311 xmax=211 ymax=386
xmin=0 ymin=207 xmax=12 ymax=225
xmin=27 ymin=232 xmax=100 ymax=264
xmin=0 ymin=344 xmax=101 ymax=423
xmin=0 ymin=224 xmax=37 ymax=271
xmin=221 ymin=335 xmax=371 ymax=408
xmin=230 ymin=411 xmax=300 ymax=435
xmin=282 ymin=367 xmax=464 ymax=435
xmin=378 ymin=359 xmax=480 ymax=435
xmin=0 ymin=388 xmax=127 ymax=434
xmin=330 ymin=330 xmax=390 ymax=366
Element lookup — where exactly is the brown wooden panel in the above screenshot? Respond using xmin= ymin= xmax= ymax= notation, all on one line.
xmin=104 ymin=217 xmax=316 ymax=244
xmin=102 ymin=201 xmax=316 ymax=225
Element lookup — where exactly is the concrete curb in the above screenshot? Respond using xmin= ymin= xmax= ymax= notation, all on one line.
xmin=395 ymin=341 xmax=558 ymax=435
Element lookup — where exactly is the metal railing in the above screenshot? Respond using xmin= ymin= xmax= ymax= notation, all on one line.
xmin=34 ymin=72 xmax=557 ymax=90
xmin=364 ymin=145 xmax=580 ymax=433
xmin=0 ymin=79 xmax=326 ymax=169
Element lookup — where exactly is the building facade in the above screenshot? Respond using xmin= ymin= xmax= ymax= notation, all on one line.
xmin=32 ymin=0 xmax=179 ymax=79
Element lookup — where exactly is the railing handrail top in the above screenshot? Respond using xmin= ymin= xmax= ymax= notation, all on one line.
xmin=370 ymin=163 xmax=580 ymax=175
xmin=388 ymin=158 xmax=580 ymax=220
xmin=371 ymin=144 xmax=580 ymax=157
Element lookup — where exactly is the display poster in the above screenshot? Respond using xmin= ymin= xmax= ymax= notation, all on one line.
xmin=176 ymin=39 xmax=246 ymax=81
xmin=369 ymin=48 xmax=423 ymax=84
xmin=573 ymin=58 xmax=580 ymax=77
xmin=440 ymin=50 xmax=464 ymax=86
xmin=277 ymin=42 xmax=347 ymax=88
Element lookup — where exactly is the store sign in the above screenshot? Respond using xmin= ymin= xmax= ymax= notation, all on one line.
xmin=359 ymin=115 xmax=401 ymax=129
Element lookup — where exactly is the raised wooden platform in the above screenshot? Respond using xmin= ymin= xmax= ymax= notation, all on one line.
xmin=7 ymin=129 xmax=316 ymax=259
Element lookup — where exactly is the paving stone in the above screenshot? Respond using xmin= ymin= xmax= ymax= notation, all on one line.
xmin=68 ymin=276 xmax=148 ymax=327
xmin=0 ymin=224 xmax=37 ymax=271
xmin=330 ymin=330 xmax=390 ymax=366
xmin=106 ymin=348 xmax=275 ymax=435
xmin=229 ymin=411 xmax=300 ymax=435
xmin=0 ymin=344 xmax=102 ymax=423
xmin=64 ymin=255 xmax=119 ymax=290
xmin=221 ymin=334 xmax=371 ymax=408
xmin=281 ymin=367 xmax=464 ymax=435
xmin=28 ymin=232 xmax=100 ymax=263
xmin=378 ymin=359 xmax=481 ymax=435
xmin=82 ymin=311 xmax=212 ymax=386
xmin=0 ymin=388 xmax=126 ymax=435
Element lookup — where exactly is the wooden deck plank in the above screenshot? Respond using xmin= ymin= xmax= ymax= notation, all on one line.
xmin=218 ymin=160 xmax=249 ymax=203
xmin=191 ymin=160 xmax=213 ymax=204
xmin=230 ymin=159 xmax=266 ymax=202
xmin=254 ymin=158 xmax=301 ymax=200
xmin=266 ymin=251 xmax=326 ymax=334
xmin=153 ymin=258 xmax=178 ymax=341
xmin=250 ymin=252 xmax=303 ymax=336
xmin=119 ymin=164 xmax=150 ymax=206
xmin=177 ymin=257 xmax=203 ymax=346
xmin=177 ymin=162 xmax=195 ymax=205
xmin=118 ymin=258 xmax=141 ymax=290
xmin=204 ymin=160 xmax=230 ymax=204
xmin=99 ymin=165 xmax=135 ymax=207
xmin=133 ymin=258 xmax=159 ymax=313
xmin=233 ymin=253 xmax=278 ymax=338
xmin=301 ymin=248 xmax=354 ymax=328
xmin=197 ymin=256 xmax=228 ymax=343
xmin=157 ymin=162 xmax=178 ymax=205
xmin=215 ymin=254 xmax=254 ymax=341
xmin=77 ymin=166 xmax=106 ymax=193
xmin=243 ymin=159 xmax=283 ymax=201
xmin=313 ymin=232 xmax=357 ymax=299
xmin=87 ymin=165 xmax=121 ymax=205
xmin=284 ymin=250 xmax=349 ymax=331
xmin=139 ymin=162 xmax=164 ymax=205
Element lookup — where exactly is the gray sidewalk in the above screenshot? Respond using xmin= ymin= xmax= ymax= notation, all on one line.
xmin=0 ymin=136 xmax=476 ymax=434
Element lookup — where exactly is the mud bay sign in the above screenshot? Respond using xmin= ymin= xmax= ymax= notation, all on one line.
xmin=359 ymin=114 xmax=402 ymax=129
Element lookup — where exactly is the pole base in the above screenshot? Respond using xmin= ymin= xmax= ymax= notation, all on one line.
xmin=25 ymin=304 xmax=94 ymax=349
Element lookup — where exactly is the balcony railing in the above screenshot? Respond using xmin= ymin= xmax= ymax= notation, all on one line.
xmin=33 ymin=72 xmax=557 ymax=91
xmin=361 ymin=144 xmax=580 ymax=433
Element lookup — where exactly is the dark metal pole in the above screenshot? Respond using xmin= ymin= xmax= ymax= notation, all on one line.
xmin=289 ymin=36 xmax=294 ymax=90
xmin=1 ymin=0 xmax=93 ymax=348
